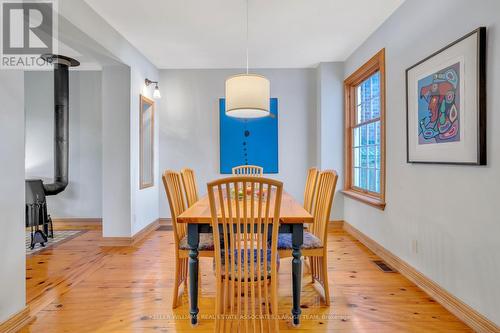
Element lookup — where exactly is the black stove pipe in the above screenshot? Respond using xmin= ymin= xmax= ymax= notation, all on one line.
xmin=40 ymin=54 xmax=80 ymax=196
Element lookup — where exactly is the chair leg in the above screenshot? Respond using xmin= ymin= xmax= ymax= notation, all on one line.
xmin=270 ymin=278 xmax=278 ymax=315
xmin=215 ymin=278 xmax=222 ymax=332
xmin=184 ymin=258 xmax=188 ymax=288
xmin=304 ymin=256 xmax=309 ymax=273
xmin=226 ymin=279 xmax=232 ymax=311
xmin=310 ymin=257 xmax=316 ymax=284
xmin=270 ymin=277 xmax=279 ymax=332
xmin=321 ymin=255 xmax=330 ymax=306
xmin=172 ymin=258 xmax=181 ymax=309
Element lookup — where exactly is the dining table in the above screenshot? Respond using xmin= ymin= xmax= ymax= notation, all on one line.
xmin=177 ymin=191 xmax=313 ymax=326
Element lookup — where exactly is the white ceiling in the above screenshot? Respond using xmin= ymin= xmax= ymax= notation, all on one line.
xmin=84 ymin=0 xmax=404 ymax=69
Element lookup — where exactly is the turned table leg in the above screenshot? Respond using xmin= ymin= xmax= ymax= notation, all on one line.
xmin=291 ymin=223 xmax=303 ymax=326
xmin=187 ymin=223 xmax=199 ymax=325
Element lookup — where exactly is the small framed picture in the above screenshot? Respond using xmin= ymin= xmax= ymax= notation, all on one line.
xmin=406 ymin=27 xmax=486 ymax=165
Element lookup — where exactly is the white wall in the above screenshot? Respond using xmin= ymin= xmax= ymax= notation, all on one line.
xmin=59 ymin=0 xmax=160 ymax=236
xmin=159 ymin=69 xmax=317 ymax=218
xmin=0 ymin=72 xmax=26 ymax=322
xmin=25 ymin=71 xmax=102 ymax=218
xmin=101 ymin=65 xmax=132 ymax=237
xmin=316 ymin=62 xmax=344 ymax=219
xmin=343 ymin=0 xmax=500 ymax=325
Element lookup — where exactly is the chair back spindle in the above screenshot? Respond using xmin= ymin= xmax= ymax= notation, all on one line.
xmin=232 ymin=165 xmax=264 ymax=177
xmin=303 ymin=167 xmax=319 ymax=214
xmin=310 ymin=170 xmax=338 ymax=245
xmin=181 ymin=168 xmax=199 ymax=207
xmin=162 ymin=170 xmax=187 ymax=248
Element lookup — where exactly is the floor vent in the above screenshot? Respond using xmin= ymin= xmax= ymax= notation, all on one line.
xmin=373 ymin=260 xmax=395 ymax=273
xmin=156 ymin=225 xmax=173 ymax=231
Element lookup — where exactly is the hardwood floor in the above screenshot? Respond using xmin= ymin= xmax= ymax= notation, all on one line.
xmin=22 ymin=224 xmax=472 ymax=332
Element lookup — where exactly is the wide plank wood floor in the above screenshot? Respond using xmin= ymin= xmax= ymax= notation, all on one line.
xmin=22 ymin=224 xmax=471 ymax=332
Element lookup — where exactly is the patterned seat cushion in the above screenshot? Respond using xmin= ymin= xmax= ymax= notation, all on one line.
xmin=216 ymin=248 xmax=279 ymax=281
xmin=179 ymin=233 xmax=214 ymax=251
xmin=277 ymin=231 xmax=322 ymax=249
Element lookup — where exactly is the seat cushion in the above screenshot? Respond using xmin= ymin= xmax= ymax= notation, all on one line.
xmin=179 ymin=233 xmax=214 ymax=251
xmin=216 ymin=249 xmax=279 ymax=281
xmin=277 ymin=231 xmax=322 ymax=249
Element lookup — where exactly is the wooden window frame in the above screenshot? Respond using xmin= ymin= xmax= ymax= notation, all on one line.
xmin=343 ymin=49 xmax=386 ymax=210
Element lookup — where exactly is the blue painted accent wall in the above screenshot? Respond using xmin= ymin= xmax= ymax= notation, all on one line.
xmin=219 ymin=98 xmax=278 ymax=174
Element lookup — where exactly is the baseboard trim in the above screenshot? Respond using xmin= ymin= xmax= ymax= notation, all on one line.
xmin=343 ymin=221 xmax=499 ymax=333
xmin=158 ymin=218 xmax=172 ymax=225
xmin=329 ymin=220 xmax=344 ymax=230
xmin=99 ymin=219 xmax=159 ymax=247
xmin=131 ymin=219 xmax=160 ymax=245
xmin=0 ymin=306 xmax=35 ymax=333
xmin=52 ymin=218 xmax=102 ymax=230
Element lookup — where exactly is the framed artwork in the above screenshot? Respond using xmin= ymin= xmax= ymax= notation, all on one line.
xmin=219 ymin=98 xmax=278 ymax=174
xmin=406 ymin=27 xmax=486 ymax=165
xmin=140 ymin=95 xmax=154 ymax=189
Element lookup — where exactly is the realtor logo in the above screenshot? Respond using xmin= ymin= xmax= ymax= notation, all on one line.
xmin=1 ymin=0 xmax=57 ymax=69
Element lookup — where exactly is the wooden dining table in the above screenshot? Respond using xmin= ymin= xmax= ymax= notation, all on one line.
xmin=177 ymin=191 xmax=313 ymax=326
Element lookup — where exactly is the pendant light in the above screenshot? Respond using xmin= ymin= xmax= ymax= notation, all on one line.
xmin=225 ymin=0 xmax=270 ymax=118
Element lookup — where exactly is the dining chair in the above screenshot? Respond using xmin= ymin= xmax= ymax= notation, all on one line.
xmin=162 ymin=170 xmax=215 ymax=308
xmin=232 ymin=165 xmax=264 ymax=177
xmin=180 ymin=168 xmax=199 ymax=207
xmin=208 ymin=176 xmax=283 ymax=332
xmin=303 ymin=167 xmax=319 ymax=214
xmin=277 ymin=170 xmax=338 ymax=305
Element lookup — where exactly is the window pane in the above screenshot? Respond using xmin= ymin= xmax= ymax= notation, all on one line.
xmin=367 ymin=122 xmax=376 ymax=145
xmin=360 ymin=168 xmax=368 ymax=190
xmin=353 ymin=127 xmax=360 ymax=147
xmin=371 ymin=96 xmax=380 ymax=119
xmin=368 ymin=169 xmax=377 ymax=192
xmin=360 ymin=125 xmax=367 ymax=146
xmin=353 ymin=167 xmax=360 ymax=187
xmin=371 ymin=72 xmax=380 ymax=98
xmin=375 ymin=145 xmax=380 ymax=170
xmin=355 ymin=71 xmax=381 ymax=125
xmin=375 ymin=170 xmax=381 ymax=193
xmin=360 ymin=147 xmax=368 ymax=167
xmin=364 ymin=102 xmax=371 ymax=123
xmin=353 ymin=147 xmax=360 ymax=167
xmin=354 ymin=168 xmax=362 ymax=189
xmin=368 ymin=146 xmax=377 ymax=168
xmin=375 ymin=121 xmax=380 ymax=145
xmin=362 ymin=79 xmax=371 ymax=104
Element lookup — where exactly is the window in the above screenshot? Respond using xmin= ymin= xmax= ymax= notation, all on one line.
xmin=344 ymin=49 xmax=386 ymax=209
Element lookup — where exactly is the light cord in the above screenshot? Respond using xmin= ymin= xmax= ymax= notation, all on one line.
xmin=246 ymin=0 xmax=249 ymax=74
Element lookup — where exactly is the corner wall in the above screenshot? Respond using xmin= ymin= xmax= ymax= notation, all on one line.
xmin=343 ymin=0 xmax=500 ymax=325
xmin=316 ymin=62 xmax=344 ymax=219
xmin=102 ymin=65 xmax=132 ymax=237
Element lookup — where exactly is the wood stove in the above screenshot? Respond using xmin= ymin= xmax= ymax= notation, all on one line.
xmin=25 ymin=54 xmax=79 ymax=249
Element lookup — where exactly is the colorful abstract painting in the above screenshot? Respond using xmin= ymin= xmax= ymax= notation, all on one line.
xmin=219 ymin=98 xmax=278 ymax=174
xmin=417 ymin=62 xmax=460 ymax=144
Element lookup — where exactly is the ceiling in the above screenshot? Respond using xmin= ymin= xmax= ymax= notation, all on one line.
xmin=84 ymin=0 xmax=404 ymax=69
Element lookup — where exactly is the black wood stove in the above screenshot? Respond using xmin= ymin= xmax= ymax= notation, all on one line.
xmin=25 ymin=54 xmax=79 ymax=249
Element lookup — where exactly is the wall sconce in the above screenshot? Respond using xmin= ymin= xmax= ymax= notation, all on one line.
xmin=145 ymin=78 xmax=161 ymax=99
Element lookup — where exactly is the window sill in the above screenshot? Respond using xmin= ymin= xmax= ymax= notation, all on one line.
xmin=342 ymin=189 xmax=386 ymax=211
